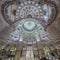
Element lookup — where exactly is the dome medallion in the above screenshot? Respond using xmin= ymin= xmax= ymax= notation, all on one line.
xmin=22 ymin=21 xmax=37 ymax=32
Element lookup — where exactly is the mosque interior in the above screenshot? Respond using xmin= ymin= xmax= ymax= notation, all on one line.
xmin=0 ymin=0 xmax=60 ymax=60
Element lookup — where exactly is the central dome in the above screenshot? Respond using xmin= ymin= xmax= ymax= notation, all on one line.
xmin=22 ymin=20 xmax=37 ymax=31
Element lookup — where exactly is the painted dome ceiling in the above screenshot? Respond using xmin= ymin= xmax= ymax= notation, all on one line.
xmin=8 ymin=18 xmax=52 ymax=42
xmin=1 ymin=0 xmax=56 ymax=25
xmin=1 ymin=0 xmax=57 ymax=43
